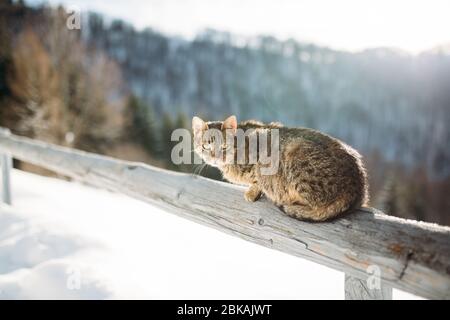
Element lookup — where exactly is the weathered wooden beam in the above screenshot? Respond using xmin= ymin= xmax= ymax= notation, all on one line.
xmin=345 ymin=274 xmax=392 ymax=300
xmin=0 ymin=130 xmax=449 ymax=299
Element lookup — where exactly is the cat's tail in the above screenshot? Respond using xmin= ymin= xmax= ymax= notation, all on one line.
xmin=280 ymin=194 xmax=366 ymax=222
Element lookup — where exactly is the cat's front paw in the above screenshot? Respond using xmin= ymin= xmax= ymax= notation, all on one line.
xmin=244 ymin=187 xmax=262 ymax=202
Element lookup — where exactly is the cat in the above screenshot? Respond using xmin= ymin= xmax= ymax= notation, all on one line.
xmin=192 ymin=115 xmax=369 ymax=221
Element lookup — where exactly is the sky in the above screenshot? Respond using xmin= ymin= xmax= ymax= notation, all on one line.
xmin=29 ymin=0 xmax=450 ymax=53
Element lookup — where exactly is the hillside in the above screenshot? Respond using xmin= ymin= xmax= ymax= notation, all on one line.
xmin=85 ymin=15 xmax=450 ymax=179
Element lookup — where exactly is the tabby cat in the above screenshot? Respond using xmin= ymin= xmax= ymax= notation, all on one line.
xmin=192 ymin=115 xmax=368 ymax=221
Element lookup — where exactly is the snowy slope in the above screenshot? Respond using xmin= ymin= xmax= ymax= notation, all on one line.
xmin=0 ymin=169 xmax=421 ymax=299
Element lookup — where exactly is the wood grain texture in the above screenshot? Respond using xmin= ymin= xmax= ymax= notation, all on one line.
xmin=345 ymin=274 xmax=392 ymax=300
xmin=1 ymin=130 xmax=449 ymax=299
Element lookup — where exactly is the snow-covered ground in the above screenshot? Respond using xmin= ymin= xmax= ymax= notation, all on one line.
xmin=0 ymin=169 xmax=421 ymax=299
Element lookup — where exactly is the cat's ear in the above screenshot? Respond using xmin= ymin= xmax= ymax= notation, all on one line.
xmin=222 ymin=115 xmax=237 ymax=132
xmin=192 ymin=116 xmax=207 ymax=134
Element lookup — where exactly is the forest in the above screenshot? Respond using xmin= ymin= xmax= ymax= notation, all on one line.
xmin=0 ymin=1 xmax=449 ymax=225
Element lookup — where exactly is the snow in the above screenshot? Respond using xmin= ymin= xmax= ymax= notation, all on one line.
xmin=0 ymin=169 xmax=422 ymax=300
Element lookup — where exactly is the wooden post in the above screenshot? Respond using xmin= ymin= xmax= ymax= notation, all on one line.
xmin=0 ymin=127 xmax=12 ymax=205
xmin=0 ymin=152 xmax=12 ymax=205
xmin=345 ymin=274 xmax=392 ymax=300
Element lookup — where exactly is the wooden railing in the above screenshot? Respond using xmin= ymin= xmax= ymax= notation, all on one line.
xmin=0 ymin=129 xmax=449 ymax=300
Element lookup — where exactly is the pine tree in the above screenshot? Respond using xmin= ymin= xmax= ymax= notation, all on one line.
xmin=159 ymin=112 xmax=175 ymax=168
xmin=376 ymin=173 xmax=398 ymax=216
xmin=0 ymin=13 xmax=13 ymax=128
xmin=174 ymin=111 xmax=188 ymax=130
xmin=127 ymin=95 xmax=158 ymax=155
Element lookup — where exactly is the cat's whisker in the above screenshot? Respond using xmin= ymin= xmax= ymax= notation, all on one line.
xmin=192 ymin=164 xmax=200 ymax=176
xmin=192 ymin=162 xmax=206 ymax=176
xmin=197 ymin=163 xmax=207 ymax=176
